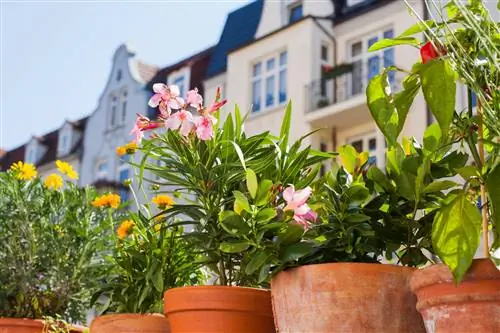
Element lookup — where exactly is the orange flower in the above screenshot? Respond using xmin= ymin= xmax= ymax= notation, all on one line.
xmin=116 ymin=141 xmax=138 ymax=156
xmin=117 ymin=220 xmax=135 ymax=239
xmin=152 ymin=194 xmax=174 ymax=210
xmin=92 ymin=193 xmax=121 ymax=209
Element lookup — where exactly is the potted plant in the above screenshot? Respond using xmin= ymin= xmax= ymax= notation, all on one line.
xmin=89 ymin=163 xmax=204 ymax=332
xmin=366 ymin=0 xmax=499 ymax=331
xmin=271 ymin=143 xmax=438 ymax=333
xmin=0 ymin=161 xmax=110 ymax=332
xmin=134 ymin=84 xmax=332 ymax=332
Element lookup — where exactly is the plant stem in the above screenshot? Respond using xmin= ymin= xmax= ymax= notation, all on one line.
xmin=477 ymin=102 xmax=489 ymax=258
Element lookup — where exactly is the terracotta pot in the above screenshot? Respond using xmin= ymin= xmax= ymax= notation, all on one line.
xmin=271 ymin=263 xmax=425 ymax=333
xmin=410 ymin=258 xmax=500 ymax=333
xmin=0 ymin=318 xmax=85 ymax=333
xmin=90 ymin=313 xmax=169 ymax=333
xmin=164 ymin=286 xmax=276 ymax=333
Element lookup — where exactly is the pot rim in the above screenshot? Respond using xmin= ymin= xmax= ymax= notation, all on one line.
xmin=164 ymin=285 xmax=270 ymax=295
xmin=275 ymin=262 xmax=416 ymax=275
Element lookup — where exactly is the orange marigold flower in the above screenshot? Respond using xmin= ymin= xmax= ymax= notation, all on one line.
xmin=117 ymin=220 xmax=135 ymax=239
xmin=116 ymin=141 xmax=138 ymax=156
xmin=152 ymin=194 xmax=174 ymax=210
xmin=92 ymin=193 xmax=121 ymax=209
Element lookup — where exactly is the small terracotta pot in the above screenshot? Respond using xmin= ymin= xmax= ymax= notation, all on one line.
xmin=164 ymin=286 xmax=276 ymax=333
xmin=0 ymin=318 xmax=85 ymax=333
xmin=90 ymin=313 xmax=169 ymax=333
xmin=271 ymin=263 xmax=425 ymax=333
xmin=410 ymin=258 xmax=500 ymax=333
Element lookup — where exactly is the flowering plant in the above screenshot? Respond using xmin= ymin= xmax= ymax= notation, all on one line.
xmin=134 ymin=85 xmax=332 ymax=286
xmin=0 ymin=162 xmax=114 ymax=322
xmin=366 ymin=0 xmax=499 ymax=281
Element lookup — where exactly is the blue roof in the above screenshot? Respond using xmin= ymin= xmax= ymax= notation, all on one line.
xmin=205 ymin=0 xmax=264 ymax=78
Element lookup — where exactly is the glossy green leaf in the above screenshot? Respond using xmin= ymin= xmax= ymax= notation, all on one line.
xmin=220 ymin=212 xmax=250 ymax=235
xmin=256 ymin=208 xmax=277 ymax=223
xmin=246 ymin=168 xmax=258 ymax=199
xmin=219 ymin=240 xmax=251 ymax=253
xmin=423 ymin=123 xmax=442 ymax=152
xmin=339 ymin=145 xmax=358 ymax=174
xmin=386 ymin=146 xmax=405 ymax=175
xmin=367 ymin=166 xmax=394 ymax=192
xmin=485 ymin=163 xmax=500 ymax=249
xmin=394 ymin=75 xmax=420 ymax=134
xmin=345 ymin=213 xmax=371 ymax=223
xmin=245 ymin=250 xmax=272 ymax=275
xmin=151 ymin=270 xmax=164 ymax=293
xmin=400 ymin=20 xmax=437 ymax=36
xmin=424 ymin=180 xmax=458 ymax=194
xmin=421 ymin=60 xmax=457 ymax=138
xmin=432 ymin=193 xmax=482 ymax=282
xmin=280 ymin=242 xmax=314 ymax=262
xmin=368 ymin=37 xmax=420 ymax=52
xmin=278 ymin=223 xmax=304 ymax=246
xmin=255 ymin=179 xmax=273 ymax=206
xmin=233 ymin=191 xmax=251 ymax=213
xmin=366 ymin=74 xmax=399 ymax=146
xmin=456 ymin=166 xmax=479 ymax=180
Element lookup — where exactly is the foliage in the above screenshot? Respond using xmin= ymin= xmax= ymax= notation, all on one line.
xmin=136 ymin=88 xmax=333 ymax=286
xmin=42 ymin=315 xmax=88 ymax=333
xmin=366 ymin=0 xmax=499 ymax=281
xmin=0 ymin=163 xmax=115 ymax=322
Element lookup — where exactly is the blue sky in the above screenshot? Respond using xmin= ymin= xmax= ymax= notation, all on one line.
xmin=1 ymin=1 xmax=248 ymax=150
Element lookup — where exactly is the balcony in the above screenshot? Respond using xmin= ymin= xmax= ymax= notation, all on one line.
xmin=304 ymin=61 xmax=403 ymax=128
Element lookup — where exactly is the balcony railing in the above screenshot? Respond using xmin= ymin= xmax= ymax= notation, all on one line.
xmin=305 ymin=60 xmax=403 ymax=114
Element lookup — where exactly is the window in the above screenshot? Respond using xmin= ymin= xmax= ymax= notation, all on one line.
xmin=122 ymin=101 xmax=127 ymax=121
xmin=174 ymin=76 xmax=185 ymax=98
xmin=289 ymin=3 xmax=303 ymax=23
xmin=116 ymin=69 xmax=122 ymax=82
xmin=321 ymin=45 xmax=329 ymax=62
xmin=26 ymin=147 xmax=36 ymax=164
xmin=320 ymin=44 xmax=331 ymax=97
xmin=110 ymin=95 xmax=118 ymax=128
xmin=471 ymin=91 xmax=477 ymax=108
xmin=348 ymin=28 xmax=395 ymax=97
xmin=251 ymin=51 xmax=287 ymax=113
xmin=96 ymin=160 xmax=108 ymax=179
xmin=348 ymin=133 xmax=377 ymax=165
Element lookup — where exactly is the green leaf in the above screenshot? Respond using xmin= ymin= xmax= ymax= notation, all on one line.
xmin=279 ymin=101 xmax=292 ymax=151
xmin=485 ymin=163 xmax=500 ymax=249
xmin=396 ymin=172 xmax=416 ymax=200
xmin=424 ymin=180 xmax=458 ymax=194
xmin=258 ymin=263 xmax=271 ymax=284
xmin=421 ymin=60 xmax=457 ymax=138
xmin=367 ymin=166 xmax=394 ymax=192
xmin=400 ymin=20 xmax=437 ymax=36
xmin=386 ymin=146 xmax=405 ymax=175
xmin=456 ymin=166 xmax=479 ymax=180
xmin=278 ymin=223 xmax=304 ymax=246
xmin=233 ymin=190 xmax=251 ymax=213
xmin=368 ymin=37 xmax=420 ymax=52
xmin=366 ymin=74 xmax=399 ymax=146
xmin=423 ymin=123 xmax=442 ymax=153
xmin=432 ymin=193 xmax=482 ymax=282
xmin=220 ymin=212 xmax=250 ymax=235
xmin=234 ymin=104 xmax=243 ymax=138
xmin=339 ymin=145 xmax=358 ymax=174
xmin=280 ymin=242 xmax=314 ymax=262
xmin=245 ymin=250 xmax=272 ymax=275
xmin=394 ymin=75 xmax=420 ymax=134
xmin=219 ymin=240 xmax=251 ymax=253
xmin=256 ymin=208 xmax=277 ymax=223
xmin=255 ymin=179 xmax=273 ymax=206
xmin=151 ymin=270 xmax=164 ymax=293
xmin=246 ymin=169 xmax=258 ymax=199
xmin=231 ymin=141 xmax=246 ymax=170
xmin=345 ymin=213 xmax=371 ymax=223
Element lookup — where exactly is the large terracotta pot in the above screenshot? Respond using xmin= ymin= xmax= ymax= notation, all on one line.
xmin=410 ymin=258 xmax=500 ymax=333
xmin=163 ymin=286 xmax=276 ymax=333
xmin=271 ymin=263 xmax=425 ymax=333
xmin=0 ymin=318 xmax=85 ymax=333
xmin=90 ymin=313 xmax=169 ymax=333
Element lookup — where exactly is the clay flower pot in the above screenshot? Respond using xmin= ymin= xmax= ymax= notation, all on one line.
xmin=0 ymin=318 xmax=85 ymax=333
xmin=271 ymin=263 xmax=425 ymax=333
xmin=90 ymin=313 xmax=169 ymax=333
xmin=410 ymin=258 xmax=500 ymax=333
xmin=164 ymin=286 xmax=276 ymax=333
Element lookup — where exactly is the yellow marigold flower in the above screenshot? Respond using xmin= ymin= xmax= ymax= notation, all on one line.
xmin=117 ymin=220 xmax=135 ymax=239
xmin=152 ymin=194 xmax=174 ymax=209
xmin=44 ymin=173 xmax=63 ymax=190
xmin=116 ymin=146 xmax=127 ymax=156
xmin=116 ymin=141 xmax=138 ymax=156
xmin=92 ymin=193 xmax=121 ymax=209
xmin=154 ymin=223 xmax=162 ymax=232
xmin=56 ymin=160 xmax=79 ymax=180
xmin=10 ymin=161 xmax=37 ymax=180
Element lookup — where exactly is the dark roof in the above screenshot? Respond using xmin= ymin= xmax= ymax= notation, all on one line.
xmin=334 ymin=0 xmax=397 ymax=25
xmin=205 ymin=0 xmax=264 ymax=78
xmin=0 ymin=116 xmax=88 ymax=171
xmin=146 ymin=46 xmax=214 ymax=96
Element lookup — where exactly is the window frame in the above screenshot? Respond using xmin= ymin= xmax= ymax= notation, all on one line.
xmin=251 ymin=50 xmax=288 ymax=114
xmin=288 ymin=2 xmax=303 ymax=24
xmin=346 ymin=132 xmax=378 ymax=165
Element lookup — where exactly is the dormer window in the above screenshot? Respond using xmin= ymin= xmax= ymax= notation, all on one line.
xmin=26 ymin=147 xmax=36 ymax=164
xmin=289 ymin=2 xmax=303 ymax=24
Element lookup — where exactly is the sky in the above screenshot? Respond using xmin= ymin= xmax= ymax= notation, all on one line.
xmin=0 ymin=0 xmax=249 ymax=150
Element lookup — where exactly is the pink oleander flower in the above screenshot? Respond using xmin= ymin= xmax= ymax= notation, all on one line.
xmin=148 ymin=84 xmax=184 ymax=118
xmin=186 ymin=88 xmax=203 ymax=108
xmin=194 ymin=114 xmax=217 ymax=140
xmin=131 ymin=113 xmax=159 ymax=143
xmin=293 ymin=207 xmax=318 ymax=230
xmin=165 ymin=110 xmax=194 ymax=137
xmin=283 ymin=185 xmax=317 ymax=229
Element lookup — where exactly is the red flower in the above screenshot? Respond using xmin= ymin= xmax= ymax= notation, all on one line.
xmin=420 ymin=42 xmax=446 ymax=64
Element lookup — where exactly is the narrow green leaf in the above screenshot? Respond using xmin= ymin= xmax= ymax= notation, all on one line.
xmin=151 ymin=270 xmax=164 ymax=293
xmin=231 ymin=141 xmax=246 ymax=170
xmin=233 ymin=190 xmax=251 ymax=213
xmin=345 ymin=213 xmax=371 ymax=223
xmin=279 ymin=101 xmax=292 ymax=151
xmin=256 ymin=208 xmax=277 ymax=223
xmin=245 ymin=250 xmax=272 ymax=275
xmin=400 ymin=20 xmax=437 ymax=36
xmin=424 ymin=180 xmax=458 ymax=194
xmin=234 ymin=104 xmax=242 ymax=138
xmin=421 ymin=60 xmax=457 ymax=138
xmin=219 ymin=240 xmax=251 ymax=253
xmin=432 ymin=193 xmax=482 ymax=282
xmin=258 ymin=263 xmax=271 ymax=284
xmin=368 ymin=37 xmax=420 ymax=52
xmin=246 ymin=168 xmax=258 ymax=199
xmin=339 ymin=145 xmax=358 ymax=174
xmin=366 ymin=74 xmax=399 ymax=146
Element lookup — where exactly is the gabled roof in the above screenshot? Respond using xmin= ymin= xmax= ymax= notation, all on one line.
xmin=205 ymin=0 xmax=264 ymax=79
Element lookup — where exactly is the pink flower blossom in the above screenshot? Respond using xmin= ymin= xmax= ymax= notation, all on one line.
xmin=194 ymin=114 xmax=217 ymax=141
xmin=131 ymin=113 xmax=159 ymax=143
xmin=165 ymin=110 xmax=194 ymax=137
xmin=186 ymin=88 xmax=203 ymax=108
xmin=283 ymin=185 xmax=317 ymax=229
xmin=148 ymin=84 xmax=184 ymax=118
